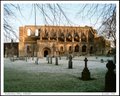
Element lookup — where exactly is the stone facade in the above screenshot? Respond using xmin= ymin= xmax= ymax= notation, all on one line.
xmin=19 ymin=25 xmax=111 ymax=58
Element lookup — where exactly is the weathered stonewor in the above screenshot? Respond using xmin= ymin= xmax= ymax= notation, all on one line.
xmin=68 ymin=55 xmax=72 ymax=69
xmin=55 ymin=56 xmax=58 ymax=65
xmin=81 ymin=57 xmax=91 ymax=80
xmin=105 ymin=60 xmax=116 ymax=92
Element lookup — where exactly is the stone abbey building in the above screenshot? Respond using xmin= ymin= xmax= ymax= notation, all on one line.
xmin=19 ymin=25 xmax=111 ymax=58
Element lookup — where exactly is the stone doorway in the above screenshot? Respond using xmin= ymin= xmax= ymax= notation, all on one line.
xmin=43 ymin=47 xmax=51 ymax=57
xmin=44 ymin=50 xmax=48 ymax=57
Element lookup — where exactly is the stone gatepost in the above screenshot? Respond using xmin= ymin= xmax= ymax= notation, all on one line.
xmin=68 ymin=55 xmax=72 ymax=69
xmin=105 ymin=60 xmax=116 ymax=92
xmin=81 ymin=57 xmax=91 ymax=80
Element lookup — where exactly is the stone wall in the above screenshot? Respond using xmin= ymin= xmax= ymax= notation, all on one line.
xmin=18 ymin=25 xmax=110 ymax=57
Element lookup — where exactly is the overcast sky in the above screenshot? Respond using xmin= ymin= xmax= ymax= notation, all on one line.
xmin=2 ymin=1 xmax=117 ymax=42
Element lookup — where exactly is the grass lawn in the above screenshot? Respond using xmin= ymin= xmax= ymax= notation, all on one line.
xmin=4 ymin=67 xmax=105 ymax=92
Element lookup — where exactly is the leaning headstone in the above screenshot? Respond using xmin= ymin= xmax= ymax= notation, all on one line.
xmin=68 ymin=55 xmax=72 ymax=69
xmin=55 ymin=56 xmax=58 ymax=65
xmin=105 ymin=60 xmax=116 ymax=92
xmin=35 ymin=57 xmax=39 ymax=64
xmin=81 ymin=57 xmax=91 ymax=80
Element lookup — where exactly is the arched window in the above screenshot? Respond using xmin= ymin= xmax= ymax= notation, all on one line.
xmin=58 ymin=33 xmax=64 ymax=41
xmin=74 ymin=33 xmax=79 ymax=42
xmin=66 ymin=33 xmax=72 ymax=42
xmin=75 ymin=45 xmax=79 ymax=52
xmin=35 ymin=29 xmax=39 ymax=36
xmin=27 ymin=29 xmax=31 ymax=36
xmin=82 ymin=45 xmax=86 ymax=52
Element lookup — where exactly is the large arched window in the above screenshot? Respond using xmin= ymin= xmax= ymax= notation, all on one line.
xmin=58 ymin=33 xmax=64 ymax=41
xmin=50 ymin=32 xmax=56 ymax=40
xmin=66 ymin=33 xmax=72 ymax=42
xmin=74 ymin=33 xmax=79 ymax=42
xmin=82 ymin=45 xmax=86 ymax=52
xmin=35 ymin=29 xmax=39 ymax=36
xmin=27 ymin=29 xmax=31 ymax=36
xmin=43 ymin=29 xmax=48 ymax=40
xmin=75 ymin=45 xmax=79 ymax=52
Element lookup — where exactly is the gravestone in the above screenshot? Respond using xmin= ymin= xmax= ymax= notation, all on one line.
xmin=55 ymin=56 xmax=58 ymax=65
xmin=68 ymin=55 xmax=72 ymax=69
xmin=96 ymin=56 xmax=98 ymax=59
xmin=47 ymin=56 xmax=49 ymax=64
xmin=59 ymin=56 xmax=61 ymax=60
xmin=81 ymin=57 xmax=91 ymax=80
xmin=50 ymin=56 xmax=52 ymax=64
xmin=35 ymin=57 xmax=39 ymax=64
xmin=46 ymin=55 xmax=48 ymax=61
xmin=25 ymin=56 xmax=27 ymax=62
xmin=66 ymin=55 xmax=68 ymax=60
xmin=105 ymin=60 xmax=116 ymax=92
xmin=101 ymin=59 xmax=104 ymax=63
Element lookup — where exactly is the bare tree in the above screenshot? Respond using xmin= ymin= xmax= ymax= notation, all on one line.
xmin=77 ymin=4 xmax=116 ymax=40
xmin=101 ymin=7 xmax=116 ymax=47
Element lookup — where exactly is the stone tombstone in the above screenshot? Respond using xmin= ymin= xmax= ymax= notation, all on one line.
xmin=35 ymin=57 xmax=39 ymax=64
xmin=50 ymin=56 xmax=52 ymax=64
xmin=59 ymin=56 xmax=61 ymax=60
xmin=96 ymin=56 xmax=98 ymax=59
xmin=55 ymin=56 xmax=58 ymax=65
xmin=105 ymin=60 xmax=116 ymax=92
xmin=68 ymin=55 xmax=72 ymax=69
xmin=66 ymin=55 xmax=69 ymax=60
xmin=81 ymin=57 xmax=91 ymax=80
xmin=101 ymin=59 xmax=104 ymax=63
xmin=47 ymin=56 xmax=49 ymax=64
xmin=25 ymin=56 xmax=27 ymax=62
xmin=46 ymin=55 xmax=48 ymax=61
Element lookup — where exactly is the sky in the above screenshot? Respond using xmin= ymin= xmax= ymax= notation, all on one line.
xmin=2 ymin=1 xmax=117 ymax=42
